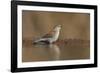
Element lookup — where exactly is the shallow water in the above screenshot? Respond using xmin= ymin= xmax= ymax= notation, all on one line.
xmin=22 ymin=40 xmax=90 ymax=62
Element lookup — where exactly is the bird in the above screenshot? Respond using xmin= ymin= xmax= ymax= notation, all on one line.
xmin=33 ymin=25 xmax=61 ymax=44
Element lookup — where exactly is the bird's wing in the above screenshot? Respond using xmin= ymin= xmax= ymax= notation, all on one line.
xmin=42 ymin=33 xmax=53 ymax=38
xmin=42 ymin=29 xmax=55 ymax=38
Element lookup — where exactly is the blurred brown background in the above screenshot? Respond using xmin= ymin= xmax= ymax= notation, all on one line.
xmin=22 ymin=10 xmax=90 ymax=62
xmin=22 ymin=10 xmax=90 ymax=41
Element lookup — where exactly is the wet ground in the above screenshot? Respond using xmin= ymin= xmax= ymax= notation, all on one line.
xmin=22 ymin=39 xmax=90 ymax=62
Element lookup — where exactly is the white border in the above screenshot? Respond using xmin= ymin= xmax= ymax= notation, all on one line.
xmin=17 ymin=5 xmax=94 ymax=68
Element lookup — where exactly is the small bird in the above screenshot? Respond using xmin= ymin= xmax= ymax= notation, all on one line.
xmin=33 ymin=25 xmax=61 ymax=44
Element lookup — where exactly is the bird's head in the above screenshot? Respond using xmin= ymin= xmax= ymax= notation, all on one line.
xmin=54 ymin=25 xmax=61 ymax=31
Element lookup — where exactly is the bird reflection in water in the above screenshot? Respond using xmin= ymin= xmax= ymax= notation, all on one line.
xmin=47 ymin=44 xmax=60 ymax=60
xmin=33 ymin=43 xmax=60 ymax=61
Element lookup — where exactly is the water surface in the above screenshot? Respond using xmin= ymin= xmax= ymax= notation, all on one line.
xmin=22 ymin=40 xmax=90 ymax=62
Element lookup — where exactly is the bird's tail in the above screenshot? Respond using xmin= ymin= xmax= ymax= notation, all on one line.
xmin=33 ymin=38 xmax=46 ymax=44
